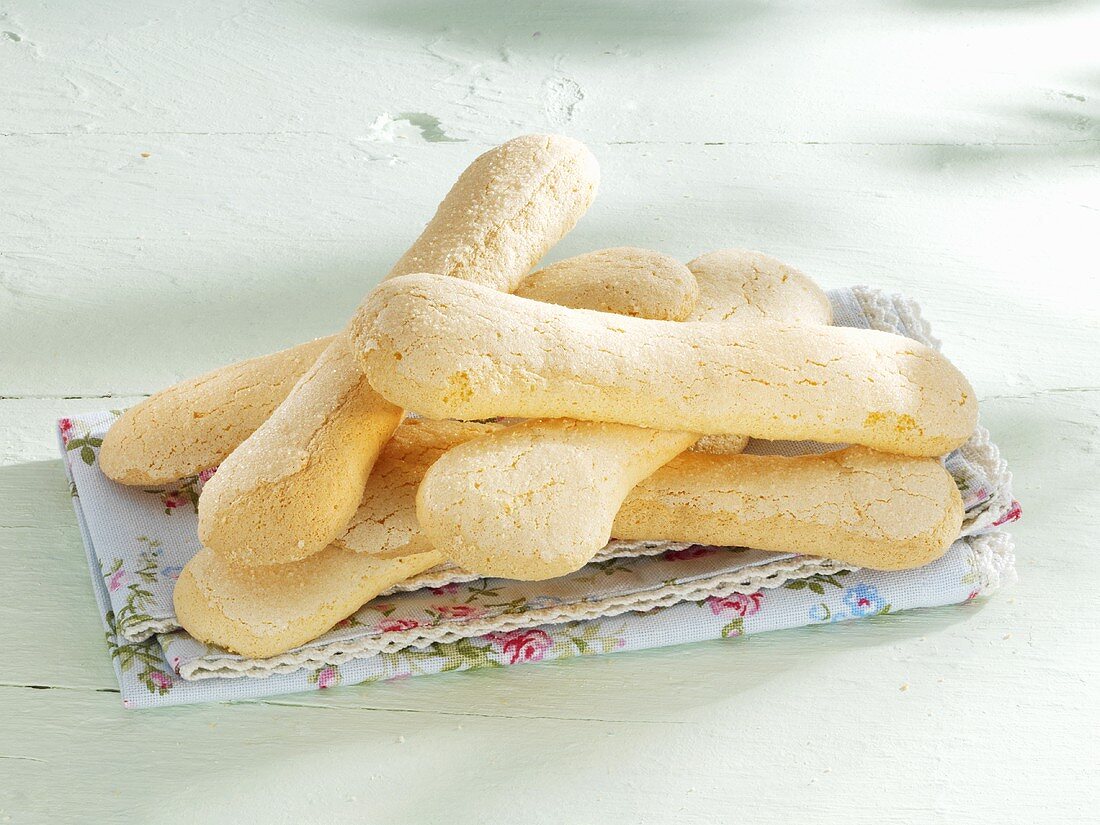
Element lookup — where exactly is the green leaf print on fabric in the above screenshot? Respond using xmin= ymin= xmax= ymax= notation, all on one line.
xmin=434 ymin=638 xmax=503 ymax=672
xmin=104 ymin=542 xmax=163 ymax=636
xmin=66 ymin=436 xmax=103 ymax=466
xmin=720 ymin=617 xmax=745 ymax=638
xmin=143 ymin=478 xmax=201 ymax=515
xmin=784 ymin=570 xmax=849 ymax=595
xmin=549 ymin=621 xmax=625 ymax=659
xmin=105 ymin=611 xmax=174 ymax=696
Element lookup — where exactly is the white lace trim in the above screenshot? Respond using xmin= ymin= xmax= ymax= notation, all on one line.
xmin=970 ymin=531 xmax=1017 ymax=592
xmin=180 ymin=555 xmax=849 ymax=680
xmin=116 ymin=542 xmax=691 ymax=643
xmin=380 ymin=539 xmax=692 ymax=595
xmin=957 ymin=425 xmax=1015 ymax=536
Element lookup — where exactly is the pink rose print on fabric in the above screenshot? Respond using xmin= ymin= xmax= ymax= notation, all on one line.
xmin=162 ymin=492 xmax=189 ymax=510
xmin=197 ymin=467 xmax=218 ymax=484
xmin=993 ymin=501 xmax=1022 ymax=527
xmin=148 ymin=670 xmax=173 ymax=693
xmin=58 ymin=418 xmax=74 ymax=446
xmin=707 ymin=591 xmax=764 ymax=617
xmin=146 ymin=482 xmax=200 ymax=514
xmin=431 ymin=582 xmax=461 ymax=596
xmin=376 ymin=618 xmax=420 ymax=633
xmin=107 ymin=569 xmax=127 ymax=592
xmin=433 ymin=604 xmax=484 ymax=620
xmin=663 ymin=545 xmax=719 ymax=561
xmin=490 ymin=629 xmax=553 ymax=664
xmin=315 ymin=667 xmax=338 ymax=689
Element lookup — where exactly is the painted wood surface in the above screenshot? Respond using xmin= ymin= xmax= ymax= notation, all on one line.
xmin=1 ymin=1 xmax=1098 ymax=822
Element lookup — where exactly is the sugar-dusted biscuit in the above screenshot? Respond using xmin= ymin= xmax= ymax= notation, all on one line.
xmin=514 ymin=247 xmax=698 ymax=321
xmin=387 ymin=135 xmax=601 ymax=291
xmin=355 ymin=273 xmax=976 ymax=456
xmin=417 ymin=419 xmax=697 ymax=578
xmin=686 ymin=248 xmax=832 ymax=324
xmin=339 ymin=246 xmax=707 ymax=561
xmin=413 ymin=252 xmax=827 ymax=575
xmin=335 ymin=418 xmax=504 ymax=559
xmin=421 ymin=435 xmax=963 ymax=580
xmin=198 ymin=135 xmax=600 ymax=566
xmin=415 ymin=250 xmax=836 ymax=579
xmin=378 ymin=441 xmax=966 ymax=573
xmin=100 ymin=244 xmax=678 ymax=487
xmin=99 ymin=336 xmax=334 ymax=485
xmin=614 ymin=446 xmax=964 ymax=571
xmin=176 ymin=443 xmax=961 ymax=659
xmin=174 ymin=543 xmax=444 ymax=659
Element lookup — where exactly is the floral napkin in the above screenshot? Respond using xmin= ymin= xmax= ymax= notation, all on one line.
xmin=58 ymin=287 xmax=1020 ymax=708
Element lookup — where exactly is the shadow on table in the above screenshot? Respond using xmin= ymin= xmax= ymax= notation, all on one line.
xmin=904 ymin=0 xmax=1087 ymax=10
xmin=132 ymin=598 xmax=989 ymax=823
xmin=0 ymin=458 xmax=119 ymax=689
xmin=317 ymin=0 xmax=772 ymax=51
xmin=235 ymin=593 xmax=986 ymax=730
xmin=895 ymin=63 xmax=1099 ymax=170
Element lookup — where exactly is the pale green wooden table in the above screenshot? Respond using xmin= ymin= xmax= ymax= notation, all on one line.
xmin=2 ymin=2 xmax=1098 ymax=822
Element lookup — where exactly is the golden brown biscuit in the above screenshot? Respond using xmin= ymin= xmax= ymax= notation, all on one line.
xmin=414 ymin=251 xmax=836 ymax=579
xmin=198 ymin=135 xmax=600 ymax=566
xmin=686 ymin=249 xmax=832 ymax=453
xmin=338 ymin=245 xmax=708 ymax=561
xmin=100 ymin=244 xmax=684 ymax=486
xmin=355 ymin=273 xmax=976 ymax=456
xmin=421 ymin=438 xmax=964 ymax=580
xmin=335 ymin=418 xmax=504 ymax=559
xmin=174 ymin=543 xmax=444 ymax=659
xmin=176 ymin=443 xmax=961 ymax=658
xmin=614 ymin=446 xmax=964 ymax=572
xmin=515 ymin=247 xmax=698 ymax=320
xmin=99 ymin=336 xmax=334 ymax=485
xmin=686 ymin=248 xmax=832 ymax=324
xmin=417 ymin=419 xmax=697 ymax=578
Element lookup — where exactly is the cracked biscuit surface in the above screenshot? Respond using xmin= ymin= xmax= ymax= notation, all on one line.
xmin=615 ymin=446 xmax=964 ymax=571
xmin=175 ymin=245 xmax=706 ymax=654
xmin=515 ymin=246 xmax=698 ymax=320
xmin=178 ymin=438 xmax=961 ymax=657
xmin=416 ymin=249 xmax=835 ymax=579
xmin=355 ymin=273 xmax=976 ymax=456
xmin=99 ymin=336 xmax=334 ymax=485
xmin=99 ymin=244 xmax=677 ymax=487
xmin=198 ymin=135 xmax=600 ymax=566
xmin=335 ymin=418 xmax=504 ymax=559
xmin=174 ymin=543 xmax=444 ymax=659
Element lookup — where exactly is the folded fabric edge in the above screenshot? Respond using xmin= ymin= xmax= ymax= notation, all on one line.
xmin=178 ymin=530 xmax=1018 ymax=682
xmin=141 ymin=531 xmax=1016 ymax=709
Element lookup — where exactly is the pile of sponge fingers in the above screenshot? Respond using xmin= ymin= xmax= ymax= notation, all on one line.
xmin=98 ymin=135 xmax=975 ymax=658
